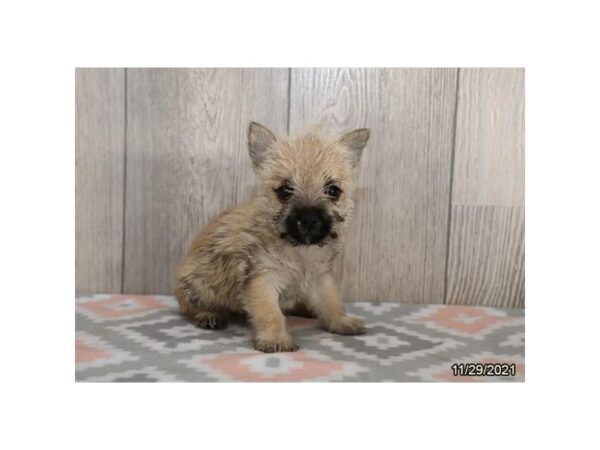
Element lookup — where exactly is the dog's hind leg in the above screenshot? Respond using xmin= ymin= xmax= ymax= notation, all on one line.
xmin=175 ymin=280 xmax=229 ymax=330
xmin=189 ymin=309 xmax=228 ymax=330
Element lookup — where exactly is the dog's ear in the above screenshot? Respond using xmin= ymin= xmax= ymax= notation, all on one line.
xmin=338 ymin=128 xmax=370 ymax=167
xmin=248 ymin=122 xmax=277 ymax=169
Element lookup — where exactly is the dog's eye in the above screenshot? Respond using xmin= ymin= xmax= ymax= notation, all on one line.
xmin=275 ymin=185 xmax=294 ymax=201
xmin=326 ymin=185 xmax=342 ymax=200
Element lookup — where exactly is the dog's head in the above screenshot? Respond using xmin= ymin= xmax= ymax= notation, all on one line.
xmin=248 ymin=122 xmax=370 ymax=246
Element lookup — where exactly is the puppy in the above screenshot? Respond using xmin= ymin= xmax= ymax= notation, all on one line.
xmin=175 ymin=122 xmax=370 ymax=352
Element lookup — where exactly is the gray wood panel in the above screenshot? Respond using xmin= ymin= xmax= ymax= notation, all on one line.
xmin=75 ymin=67 xmax=525 ymax=308
xmin=290 ymin=68 xmax=458 ymax=303
xmin=445 ymin=206 xmax=525 ymax=308
xmin=75 ymin=68 xmax=125 ymax=293
xmin=233 ymin=68 xmax=290 ymax=203
xmin=124 ymin=68 xmax=289 ymax=294
xmin=446 ymin=68 xmax=525 ymax=308
xmin=452 ymin=68 xmax=524 ymax=206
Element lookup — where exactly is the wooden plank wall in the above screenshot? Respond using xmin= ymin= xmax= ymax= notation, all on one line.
xmin=124 ymin=69 xmax=289 ymax=294
xmin=445 ymin=68 xmax=525 ymax=308
xmin=75 ymin=68 xmax=125 ymax=293
xmin=289 ymin=69 xmax=457 ymax=303
xmin=75 ymin=68 xmax=525 ymax=308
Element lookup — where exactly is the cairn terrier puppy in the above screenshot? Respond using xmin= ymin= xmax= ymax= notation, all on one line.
xmin=175 ymin=122 xmax=370 ymax=352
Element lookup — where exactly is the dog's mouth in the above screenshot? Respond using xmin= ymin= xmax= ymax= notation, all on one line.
xmin=280 ymin=231 xmax=334 ymax=246
xmin=281 ymin=207 xmax=333 ymax=246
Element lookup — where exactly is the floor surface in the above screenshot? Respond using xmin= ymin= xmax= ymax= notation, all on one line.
xmin=76 ymin=294 xmax=525 ymax=382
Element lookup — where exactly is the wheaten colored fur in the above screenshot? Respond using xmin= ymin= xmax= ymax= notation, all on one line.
xmin=175 ymin=122 xmax=370 ymax=352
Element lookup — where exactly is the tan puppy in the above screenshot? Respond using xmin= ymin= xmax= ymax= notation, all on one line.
xmin=175 ymin=122 xmax=370 ymax=352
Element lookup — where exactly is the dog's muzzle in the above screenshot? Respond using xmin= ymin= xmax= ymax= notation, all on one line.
xmin=284 ymin=206 xmax=332 ymax=245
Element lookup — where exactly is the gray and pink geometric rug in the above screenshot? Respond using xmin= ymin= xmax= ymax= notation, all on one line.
xmin=76 ymin=294 xmax=525 ymax=382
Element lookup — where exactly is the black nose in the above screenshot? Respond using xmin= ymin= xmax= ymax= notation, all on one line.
xmin=285 ymin=206 xmax=332 ymax=245
xmin=297 ymin=208 xmax=322 ymax=230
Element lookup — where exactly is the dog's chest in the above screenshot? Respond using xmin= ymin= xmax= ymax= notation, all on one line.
xmin=267 ymin=244 xmax=332 ymax=285
xmin=291 ymin=245 xmax=329 ymax=274
xmin=277 ymin=247 xmax=331 ymax=306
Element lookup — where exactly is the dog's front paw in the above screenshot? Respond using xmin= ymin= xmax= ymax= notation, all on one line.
xmin=254 ymin=335 xmax=299 ymax=353
xmin=324 ymin=316 xmax=366 ymax=335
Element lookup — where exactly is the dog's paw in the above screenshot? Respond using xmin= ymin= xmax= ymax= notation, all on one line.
xmin=254 ymin=336 xmax=299 ymax=353
xmin=324 ymin=316 xmax=366 ymax=335
xmin=192 ymin=311 xmax=228 ymax=330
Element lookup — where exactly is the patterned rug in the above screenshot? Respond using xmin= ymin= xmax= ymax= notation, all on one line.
xmin=75 ymin=294 xmax=525 ymax=382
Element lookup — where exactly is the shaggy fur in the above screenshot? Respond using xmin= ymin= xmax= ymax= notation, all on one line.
xmin=175 ymin=122 xmax=370 ymax=352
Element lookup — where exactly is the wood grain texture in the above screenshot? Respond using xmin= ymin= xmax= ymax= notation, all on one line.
xmin=445 ymin=206 xmax=524 ymax=308
xmin=76 ymin=67 xmax=525 ymax=308
xmin=124 ymin=68 xmax=289 ymax=294
xmin=445 ymin=68 xmax=525 ymax=308
xmin=453 ymin=68 xmax=524 ymax=206
xmin=75 ymin=68 xmax=125 ymax=293
xmin=233 ymin=68 xmax=289 ymax=204
xmin=290 ymin=68 xmax=458 ymax=303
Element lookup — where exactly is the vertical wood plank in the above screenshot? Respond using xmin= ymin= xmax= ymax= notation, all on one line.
xmin=290 ymin=68 xmax=457 ymax=303
xmin=124 ymin=68 xmax=289 ymax=294
xmin=233 ymin=68 xmax=289 ymax=204
xmin=452 ymin=69 xmax=524 ymax=206
xmin=75 ymin=68 xmax=125 ymax=293
xmin=446 ymin=206 xmax=524 ymax=308
xmin=446 ymin=68 xmax=525 ymax=308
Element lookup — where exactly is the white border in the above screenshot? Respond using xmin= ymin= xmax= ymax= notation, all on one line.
xmin=2 ymin=1 xmax=600 ymax=449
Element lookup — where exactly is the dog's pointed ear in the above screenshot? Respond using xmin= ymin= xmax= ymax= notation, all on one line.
xmin=248 ymin=122 xmax=277 ymax=169
xmin=338 ymin=128 xmax=370 ymax=167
